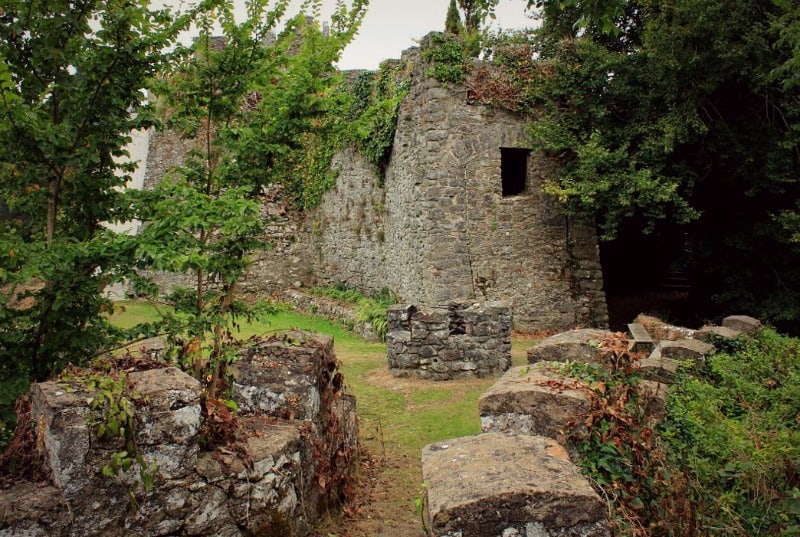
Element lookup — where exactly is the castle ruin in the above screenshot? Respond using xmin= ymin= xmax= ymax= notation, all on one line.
xmin=142 ymin=44 xmax=609 ymax=332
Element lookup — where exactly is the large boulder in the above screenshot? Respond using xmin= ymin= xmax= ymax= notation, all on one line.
xmin=659 ymin=339 xmax=715 ymax=368
xmin=722 ymin=315 xmax=762 ymax=335
xmin=422 ymin=433 xmax=610 ymax=537
xmin=479 ymin=364 xmax=590 ymax=448
xmin=527 ymin=329 xmax=609 ymax=364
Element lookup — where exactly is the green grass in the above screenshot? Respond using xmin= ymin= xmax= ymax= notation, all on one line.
xmin=109 ymin=299 xmax=538 ymax=533
xmin=108 ymin=300 xmax=535 ymax=459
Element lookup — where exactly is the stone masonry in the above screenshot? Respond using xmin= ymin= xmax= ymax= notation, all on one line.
xmin=0 ymin=331 xmax=357 ymax=537
xmin=387 ymin=301 xmax=512 ymax=380
xmin=308 ymin=44 xmax=608 ymax=331
xmin=425 ymin=316 xmax=758 ymax=536
xmin=141 ymin=40 xmax=609 ymax=333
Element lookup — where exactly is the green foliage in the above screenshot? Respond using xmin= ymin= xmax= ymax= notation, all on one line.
xmin=345 ymin=60 xmax=411 ymax=178
xmin=457 ymin=0 xmax=498 ymax=33
xmin=563 ymin=329 xmax=800 ymax=536
xmin=60 ymin=368 xmax=157 ymax=504
xmin=421 ymin=33 xmax=468 ymax=85
xmin=662 ymin=327 xmax=800 ymax=536
xmin=0 ymin=0 xmax=193 ymax=421
xmin=309 ymin=285 xmax=397 ymax=341
xmin=527 ymin=0 xmax=800 ymax=327
xmin=445 ymin=0 xmax=464 ymax=35
xmin=561 ymin=335 xmax=674 ymax=534
xmin=141 ymin=0 xmax=367 ymax=396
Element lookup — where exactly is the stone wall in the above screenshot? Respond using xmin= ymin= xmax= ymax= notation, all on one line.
xmin=0 ymin=331 xmax=357 ymax=537
xmin=386 ymin=301 xmax=511 ymax=380
xmin=306 ymin=47 xmax=608 ymax=331
xmin=140 ymin=43 xmax=609 ymax=332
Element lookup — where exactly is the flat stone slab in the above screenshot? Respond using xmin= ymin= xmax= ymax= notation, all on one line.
xmin=694 ymin=325 xmax=741 ymax=343
xmin=633 ymin=315 xmax=694 ymax=341
xmin=722 ymin=315 xmax=762 ymax=335
xmin=627 ymin=323 xmax=655 ymax=353
xmin=636 ymin=349 xmax=679 ymax=384
xmin=479 ymin=364 xmax=590 ymax=446
xmin=422 ymin=433 xmax=610 ymax=537
xmin=527 ymin=329 xmax=609 ymax=364
xmin=659 ymin=339 xmax=715 ymax=367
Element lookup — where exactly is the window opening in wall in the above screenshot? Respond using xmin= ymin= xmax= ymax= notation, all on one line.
xmin=501 ymin=147 xmax=530 ymax=197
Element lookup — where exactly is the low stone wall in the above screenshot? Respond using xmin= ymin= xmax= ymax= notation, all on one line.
xmin=0 ymin=331 xmax=357 ymax=537
xmin=422 ymin=315 xmax=762 ymax=537
xmin=283 ymin=289 xmax=381 ymax=341
xmin=386 ymin=302 xmax=511 ymax=380
xmin=422 ymin=433 xmax=610 ymax=537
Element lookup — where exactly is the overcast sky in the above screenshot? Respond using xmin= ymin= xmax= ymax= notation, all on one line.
xmin=163 ymin=0 xmax=539 ymax=70
xmin=325 ymin=0 xmax=538 ymax=70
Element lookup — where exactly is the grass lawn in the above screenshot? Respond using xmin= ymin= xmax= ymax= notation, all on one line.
xmin=109 ymin=300 xmax=538 ymax=537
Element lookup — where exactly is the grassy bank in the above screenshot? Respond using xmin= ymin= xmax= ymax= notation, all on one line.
xmin=109 ymin=300 xmax=536 ymax=536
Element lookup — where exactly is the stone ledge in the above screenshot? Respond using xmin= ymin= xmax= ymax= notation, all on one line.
xmin=422 ymin=432 xmax=609 ymax=537
xmin=526 ymin=329 xmax=609 ymax=364
xmin=479 ymin=364 xmax=590 ymax=447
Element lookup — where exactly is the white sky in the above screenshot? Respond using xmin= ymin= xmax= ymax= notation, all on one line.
xmin=163 ymin=0 xmax=538 ymax=70
xmin=328 ymin=0 xmax=538 ymax=70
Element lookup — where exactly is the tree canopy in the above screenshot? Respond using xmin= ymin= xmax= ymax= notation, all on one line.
xmin=0 ymin=0 xmax=367 ymax=419
xmin=525 ymin=0 xmax=800 ymax=328
xmin=0 ymin=0 xmax=194 ymax=390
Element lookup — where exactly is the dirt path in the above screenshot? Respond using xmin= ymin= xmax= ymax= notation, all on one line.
xmin=314 ymin=337 xmax=539 ymax=537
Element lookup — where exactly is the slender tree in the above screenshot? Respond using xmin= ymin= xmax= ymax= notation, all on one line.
xmin=0 ymin=0 xmax=192 ymax=407
xmin=445 ymin=0 xmax=464 ymax=34
xmin=134 ymin=0 xmax=368 ymax=398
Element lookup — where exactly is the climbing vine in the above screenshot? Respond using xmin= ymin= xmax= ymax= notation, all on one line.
xmin=421 ymin=33 xmax=468 ymax=85
xmin=346 ymin=60 xmax=412 ymax=178
xmin=58 ymin=361 xmax=159 ymax=506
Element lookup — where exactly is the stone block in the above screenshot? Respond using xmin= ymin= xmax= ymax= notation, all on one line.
xmin=0 ymin=483 xmax=70 ymax=536
xmin=129 ymin=367 xmax=201 ymax=445
xmin=659 ymin=339 xmax=715 ymax=367
xmin=527 ymin=329 xmax=609 ymax=364
xmin=388 ymin=302 xmax=511 ymax=380
xmin=479 ymin=364 xmax=590 ymax=447
xmin=422 ymin=433 xmax=609 ymax=537
xmin=694 ymin=325 xmax=741 ymax=343
xmin=722 ymin=315 xmax=762 ymax=335
xmin=636 ymin=350 xmax=679 ymax=384
xmin=30 ymin=381 xmax=93 ymax=496
xmin=638 ymin=380 xmax=669 ymax=419
xmin=231 ymin=331 xmax=334 ymax=420
xmin=627 ymin=323 xmax=655 ymax=353
xmin=633 ymin=314 xmax=694 ymax=342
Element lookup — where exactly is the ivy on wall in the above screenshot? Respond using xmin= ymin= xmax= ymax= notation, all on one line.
xmin=344 ymin=60 xmax=412 ymax=180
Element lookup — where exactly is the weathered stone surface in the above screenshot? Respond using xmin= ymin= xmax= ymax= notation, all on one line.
xmin=479 ymin=364 xmax=590 ymax=447
xmin=422 ymin=433 xmax=610 ymax=537
xmin=635 ymin=350 xmax=679 ymax=384
xmin=387 ymin=302 xmax=511 ymax=380
xmin=297 ymin=47 xmax=608 ymax=332
xmin=130 ymin=367 xmax=202 ymax=479
xmin=0 ymin=483 xmax=71 ymax=536
xmin=638 ymin=380 xmax=669 ymax=419
xmin=633 ymin=315 xmax=694 ymax=342
xmin=526 ymin=329 xmax=609 ymax=364
xmin=659 ymin=339 xmax=715 ymax=367
xmin=627 ymin=323 xmax=655 ymax=353
xmin=722 ymin=315 xmax=762 ymax=335
xmin=29 ymin=382 xmax=93 ymax=496
xmin=196 ymin=419 xmax=311 ymax=536
xmin=231 ymin=330 xmax=334 ymax=420
xmin=5 ymin=332 xmax=358 ymax=537
xmin=694 ymin=325 xmax=741 ymax=343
